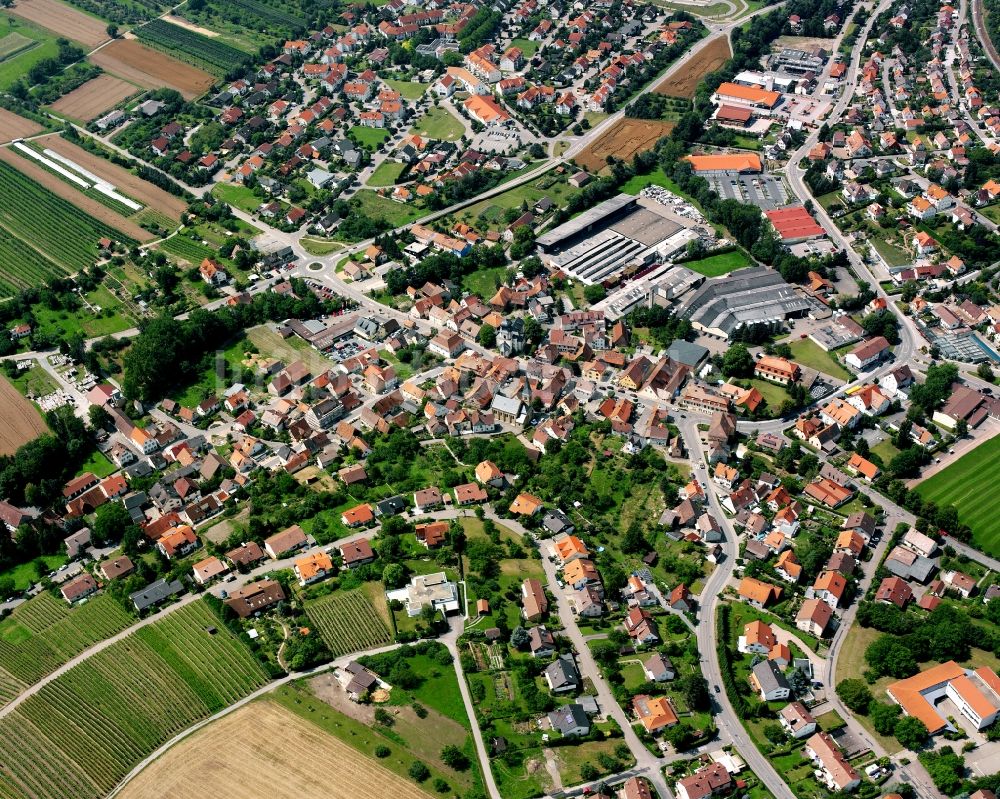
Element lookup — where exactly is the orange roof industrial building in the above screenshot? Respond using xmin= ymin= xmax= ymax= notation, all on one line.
xmin=765 ymin=205 xmax=827 ymax=243
xmin=713 ymin=82 xmax=782 ymax=109
xmin=684 ymin=152 xmax=762 ymax=174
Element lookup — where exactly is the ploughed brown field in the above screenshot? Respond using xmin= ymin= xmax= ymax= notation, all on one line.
xmin=5 ymin=0 xmax=109 ymax=47
xmin=0 ymin=146 xmax=154 ymax=241
xmin=0 ymin=108 xmax=42 ymax=144
xmin=575 ymin=118 xmax=676 ymax=172
xmin=116 ymin=701 xmax=433 ymax=799
xmin=654 ymin=35 xmax=732 ymax=98
xmin=0 ymin=376 xmax=47 ymax=456
xmin=50 ymin=74 xmax=139 ymax=122
xmin=90 ymin=40 xmax=215 ymax=100
xmin=42 ymin=134 xmax=187 ymax=221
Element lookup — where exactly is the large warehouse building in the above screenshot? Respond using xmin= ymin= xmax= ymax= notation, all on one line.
xmin=537 ymin=194 xmax=700 ymax=286
xmin=676 ymin=266 xmax=811 ymax=339
xmin=712 ymin=82 xmax=783 ymax=111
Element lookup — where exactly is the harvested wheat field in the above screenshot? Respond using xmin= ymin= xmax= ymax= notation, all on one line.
xmin=0 ymin=376 xmax=47 ymax=455
xmin=6 ymin=0 xmax=109 ymax=47
xmin=0 ymin=146 xmax=153 ymax=240
xmin=576 ymin=118 xmax=676 ymax=172
xmin=43 ymin=134 xmax=187 ymax=220
xmin=655 ymin=35 xmax=731 ymax=98
xmin=0 ymin=108 xmax=42 ymax=144
xmin=50 ymin=74 xmax=138 ymax=121
xmin=117 ymin=701 xmax=432 ymax=799
xmin=90 ymin=40 xmax=214 ymax=100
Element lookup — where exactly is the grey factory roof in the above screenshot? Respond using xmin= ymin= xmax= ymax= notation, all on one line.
xmin=537 ymin=193 xmax=637 ymax=249
xmin=676 ymin=266 xmax=810 ymax=337
xmin=609 ymin=207 xmax=682 ymax=247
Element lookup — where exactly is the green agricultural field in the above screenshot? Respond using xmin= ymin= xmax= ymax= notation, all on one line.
xmin=0 ymin=591 xmax=133 ymax=693
xmin=180 ymin=0 xmax=308 ymax=50
xmin=0 ymin=15 xmax=58 ymax=90
xmin=349 ymin=125 xmax=390 ymax=148
xmin=135 ymin=18 xmax=251 ymax=73
xmin=382 ymin=78 xmax=427 ymax=100
xmin=0 ymin=32 xmax=36 ymax=61
xmin=917 ymin=435 xmax=1000 ymax=557
xmin=367 ymin=160 xmax=406 ymax=187
xmin=786 ymin=337 xmax=852 ymax=381
xmin=0 ymin=599 xmax=268 ymax=799
xmin=0 ymin=228 xmax=67 ymax=298
xmin=0 ymin=161 xmax=136 ymax=278
xmin=157 ymin=230 xmax=219 ymax=266
xmin=409 ymin=105 xmax=465 ymax=141
xmin=304 ymin=589 xmax=392 ymax=657
xmin=683 ymin=250 xmax=750 ymax=277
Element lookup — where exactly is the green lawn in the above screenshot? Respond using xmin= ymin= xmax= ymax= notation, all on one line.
xmin=80 ymin=449 xmax=116 ymax=478
xmin=683 ymin=250 xmax=750 ymax=277
xmin=786 ymin=338 xmax=852 ymax=381
xmin=461 ymin=266 xmax=507 ymax=299
xmin=980 ymin=204 xmax=1000 ymax=225
xmin=869 ymin=235 xmax=910 ymax=268
xmin=409 ymin=105 xmax=465 ymax=142
xmin=556 ymin=737 xmax=632 ymax=784
xmin=621 ymin=166 xmax=675 ymax=195
xmin=745 ymin=377 xmax=792 ymax=413
xmin=299 ymin=237 xmax=343 ymax=256
xmin=367 ymin=161 xmax=406 ymax=187
xmin=349 ymin=125 xmax=391 ymax=148
xmin=382 ymin=78 xmax=427 ymax=100
xmin=870 ymin=439 xmax=901 ymax=464
xmin=211 ymin=183 xmax=262 ymax=213
xmin=509 ymin=38 xmax=539 ymax=57
xmin=0 ymin=553 xmax=66 ymax=592
xmin=917 ymin=435 xmax=1000 ymax=557
xmin=0 ymin=14 xmax=58 ymax=90
xmin=347 ymin=189 xmax=423 ymax=230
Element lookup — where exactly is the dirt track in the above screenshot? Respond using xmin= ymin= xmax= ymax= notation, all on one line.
xmin=575 ymin=118 xmax=676 ymax=172
xmin=90 ymin=40 xmax=215 ymax=100
xmin=0 ymin=146 xmax=154 ymax=241
xmin=43 ymin=134 xmax=187 ymax=220
xmin=116 ymin=701 xmax=432 ymax=799
xmin=50 ymin=75 xmax=139 ymax=122
xmin=654 ymin=34 xmax=732 ymax=97
xmin=6 ymin=0 xmax=109 ymax=48
xmin=0 ymin=376 xmax=48 ymax=456
xmin=0 ymin=108 xmax=42 ymax=144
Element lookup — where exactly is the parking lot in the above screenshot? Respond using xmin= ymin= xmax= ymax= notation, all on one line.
xmin=327 ymin=337 xmax=369 ymax=362
xmin=706 ymin=171 xmax=789 ymax=210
